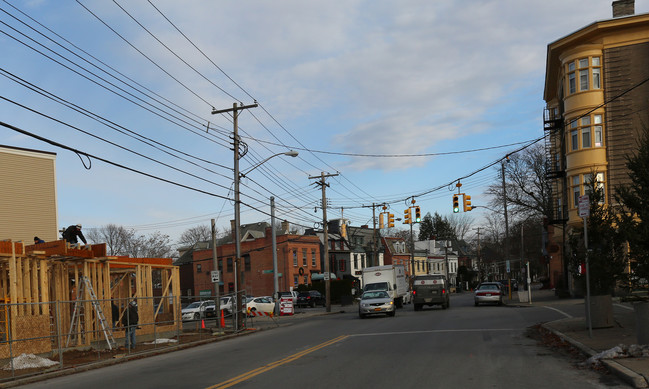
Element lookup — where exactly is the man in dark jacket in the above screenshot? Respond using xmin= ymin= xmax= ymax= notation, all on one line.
xmin=62 ymin=224 xmax=87 ymax=247
xmin=122 ymin=301 xmax=138 ymax=350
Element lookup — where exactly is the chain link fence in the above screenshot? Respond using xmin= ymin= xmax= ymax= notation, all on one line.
xmin=0 ymin=292 xmax=259 ymax=382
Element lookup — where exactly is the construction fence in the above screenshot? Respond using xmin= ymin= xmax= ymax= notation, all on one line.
xmin=0 ymin=293 xmax=266 ymax=383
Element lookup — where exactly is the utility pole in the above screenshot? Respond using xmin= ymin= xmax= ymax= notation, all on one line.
xmin=473 ymin=227 xmax=482 ymax=282
xmin=309 ymin=172 xmax=339 ymax=313
xmin=211 ymin=219 xmax=220 ymax=331
xmin=271 ymin=197 xmax=279 ymax=315
xmin=212 ymin=102 xmax=258 ymax=332
xmin=501 ymin=160 xmax=510 ymax=285
xmin=362 ymin=203 xmax=384 ymax=267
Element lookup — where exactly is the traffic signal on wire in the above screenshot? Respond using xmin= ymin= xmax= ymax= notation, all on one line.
xmin=404 ymin=208 xmax=412 ymax=224
xmin=379 ymin=213 xmax=384 ymax=229
xmin=415 ymin=206 xmax=421 ymax=223
xmin=452 ymin=195 xmax=459 ymax=213
xmin=463 ymin=195 xmax=472 ymax=212
xmin=388 ymin=213 xmax=395 ymax=228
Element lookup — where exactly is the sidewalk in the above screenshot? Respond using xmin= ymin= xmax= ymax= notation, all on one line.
xmin=505 ymin=288 xmax=649 ymax=388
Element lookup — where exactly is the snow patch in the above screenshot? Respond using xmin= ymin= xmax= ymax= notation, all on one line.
xmin=583 ymin=344 xmax=649 ymax=366
xmin=3 ymin=353 xmax=58 ymax=370
xmin=144 ymin=338 xmax=178 ymax=345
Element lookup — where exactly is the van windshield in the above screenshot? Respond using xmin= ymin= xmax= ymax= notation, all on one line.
xmin=364 ymin=282 xmax=391 ymax=291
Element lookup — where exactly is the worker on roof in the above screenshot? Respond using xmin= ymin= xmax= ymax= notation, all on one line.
xmin=62 ymin=224 xmax=87 ymax=247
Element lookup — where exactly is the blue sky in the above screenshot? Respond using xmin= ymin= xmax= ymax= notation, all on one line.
xmin=2 ymin=0 xmax=647 ymax=248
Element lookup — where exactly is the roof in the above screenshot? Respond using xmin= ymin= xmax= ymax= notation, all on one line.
xmin=544 ymin=12 xmax=649 ymax=101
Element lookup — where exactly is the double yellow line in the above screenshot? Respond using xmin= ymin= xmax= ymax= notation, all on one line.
xmin=207 ymin=335 xmax=349 ymax=389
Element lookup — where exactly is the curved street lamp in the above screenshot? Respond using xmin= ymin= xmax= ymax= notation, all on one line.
xmin=234 ymin=149 xmax=298 ymax=328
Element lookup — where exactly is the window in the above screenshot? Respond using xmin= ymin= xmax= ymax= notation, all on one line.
xmin=567 ymin=57 xmax=601 ymax=94
xmin=293 ymin=275 xmax=298 ymax=286
xmin=227 ymin=257 xmax=233 ymax=272
xmin=303 ymin=276 xmax=308 ymax=284
xmin=311 ymin=249 xmax=316 ymax=266
xmin=579 ymin=69 xmax=589 ymax=91
xmin=571 ymin=130 xmax=578 ymax=151
xmin=293 ymin=250 xmax=297 ymax=266
xmin=582 ymin=123 xmax=591 ymax=149
xmin=592 ymin=57 xmax=601 ymax=89
xmin=228 ymin=282 xmax=234 ymax=293
xmin=594 ymin=114 xmax=603 ymax=146
xmin=244 ymin=256 xmax=251 ymax=271
xmin=568 ymin=62 xmax=576 ymax=94
xmin=218 ymin=259 xmax=223 ymax=272
xmin=197 ymin=264 xmax=202 ymax=273
xmin=573 ymin=176 xmax=580 ymax=208
xmin=354 ymin=254 xmax=358 ymax=269
xmin=302 ymin=249 xmax=307 ymax=266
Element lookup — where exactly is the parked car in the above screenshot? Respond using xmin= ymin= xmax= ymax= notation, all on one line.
xmin=358 ymin=290 xmax=395 ymax=318
xmin=277 ymin=291 xmax=298 ymax=305
xmin=474 ymin=282 xmax=503 ymax=306
xmin=245 ymin=297 xmax=275 ymax=315
xmin=296 ymin=290 xmax=325 ymax=308
xmin=181 ymin=300 xmax=214 ymax=321
xmin=203 ymin=296 xmax=236 ymax=318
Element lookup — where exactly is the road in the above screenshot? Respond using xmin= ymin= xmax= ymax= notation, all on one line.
xmin=20 ymin=293 xmax=629 ymax=388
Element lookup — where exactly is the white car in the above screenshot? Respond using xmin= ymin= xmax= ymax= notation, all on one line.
xmin=245 ymin=297 xmax=275 ymax=315
xmin=181 ymin=300 xmax=214 ymax=321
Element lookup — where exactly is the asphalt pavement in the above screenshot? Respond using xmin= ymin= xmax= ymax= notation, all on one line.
xmin=503 ymin=287 xmax=649 ymax=388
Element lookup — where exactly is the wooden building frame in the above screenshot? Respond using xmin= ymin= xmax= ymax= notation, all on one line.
xmin=0 ymin=239 xmax=180 ymax=357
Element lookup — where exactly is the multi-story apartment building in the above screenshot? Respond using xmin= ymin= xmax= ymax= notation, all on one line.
xmin=543 ymin=0 xmax=649 ymax=289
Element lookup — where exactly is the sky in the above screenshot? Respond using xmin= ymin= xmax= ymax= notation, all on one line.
xmin=2 ymin=0 xmax=648 ymax=250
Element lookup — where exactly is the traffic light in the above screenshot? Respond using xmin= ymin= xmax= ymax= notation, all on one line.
xmin=452 ymin=195 xmax=459 ymax=213
xmin=404 ymin=208 xmax=412 ymax=224
xmin=379 ymin=213 xmax=384 ymax=229
xmin=463 ymin=195 xmax=472 ymax=212
xmin=388 ymin=213 xmax=395 ymax=228
xmin=415 ymin=206 xmax=421 ymax=223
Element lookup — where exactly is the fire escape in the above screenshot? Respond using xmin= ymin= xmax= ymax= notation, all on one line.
xmin=543 ymin=107 xmax=568 ymax=225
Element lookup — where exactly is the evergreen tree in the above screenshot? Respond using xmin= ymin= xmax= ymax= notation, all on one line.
xmin=569 ymin=176 xmax=626 ymax=295
xmin=418 ymin=212 xmax=456 ymax=241
xmin=616 ymin=127 xmax=649 ymax=289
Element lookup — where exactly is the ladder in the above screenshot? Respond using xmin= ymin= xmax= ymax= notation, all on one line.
xmin=66 ymin=276 xmax=116 ymax=350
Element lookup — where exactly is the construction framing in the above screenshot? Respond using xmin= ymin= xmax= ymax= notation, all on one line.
xmin=0 ymin=240 xmax=180 ymax=357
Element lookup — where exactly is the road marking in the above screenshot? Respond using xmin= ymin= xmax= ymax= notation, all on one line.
xmin=541 ymin=305 xmax=572 ymax=318
xmin=350 ymin=329 xmax=519 ymax=337
xmin=206 ymin=335 xmax=348 ymax=389
xmin=614 ymin=303 xmax=634 ymax=311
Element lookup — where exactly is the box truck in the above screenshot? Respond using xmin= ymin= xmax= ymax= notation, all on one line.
xmin=362 ymin=265 xmax=409 ymax=308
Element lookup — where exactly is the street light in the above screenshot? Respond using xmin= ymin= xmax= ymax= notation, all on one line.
xmin=235 ymin=150 xmax=298 ymax=327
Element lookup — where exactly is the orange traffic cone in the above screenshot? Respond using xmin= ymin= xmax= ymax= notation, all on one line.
xmin=201 ymin=319 xmax=206 ymax=329
xmin=220 ymin=310 xmax=225 ymax=327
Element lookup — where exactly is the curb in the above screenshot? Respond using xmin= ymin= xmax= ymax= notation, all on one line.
xmin=541 ymin=323 xmax=649 ymax=388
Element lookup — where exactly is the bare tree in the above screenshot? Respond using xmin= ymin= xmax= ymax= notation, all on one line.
xmin=485 ymin=143 xmax=551 ymax=222
xmin=178 ymin=225 xmax=212 ymax=248
xmin=87 ymin=224 xmax=173 ymax=258
xmin=86 ymin=224 xmax=134 ymax=256
xmin=448 ymin=213 xmax=473 ymax=241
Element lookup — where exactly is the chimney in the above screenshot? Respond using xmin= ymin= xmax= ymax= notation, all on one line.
xmin=281 ymin=220 xmax=290 ymax=234
xmin=612 ymin=0 xmax=634 ymax=17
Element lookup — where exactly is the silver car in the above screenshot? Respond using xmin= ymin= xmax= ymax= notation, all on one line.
xmin=359 ymin=291 xmax=395 ymax=318
xmin=474 ymin=282 xmax=503 ymax=306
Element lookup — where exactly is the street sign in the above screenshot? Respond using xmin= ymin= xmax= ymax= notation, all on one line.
xmin=262 ymin=270 xmax=273 ymax=274
xmin=506 ymin=260 xmax=510 ymax=273
xmin=323 ymin=273 xmax=330 ymax=281
xmin=578 ymin=194 xmax=590 ymax=218
xmin=211 ymin=270 xmax=220 ymax=283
